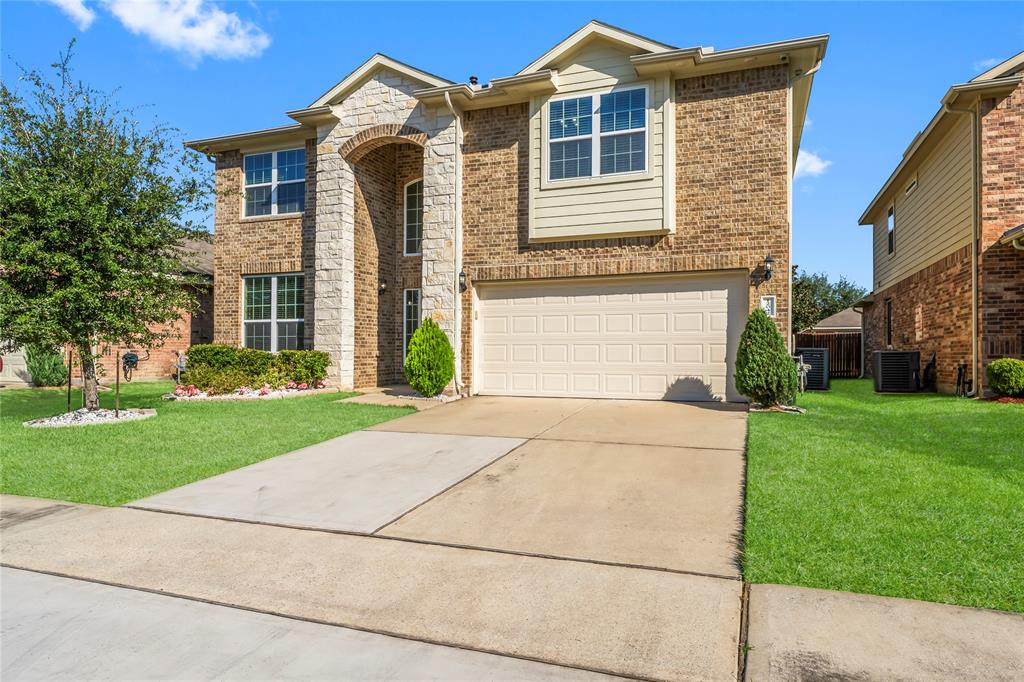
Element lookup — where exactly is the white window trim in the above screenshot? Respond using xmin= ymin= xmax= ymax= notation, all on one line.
xmin=242 ymin=148 xmax=306 ymax=218
xmin=403 ymin=288 xmax=421 ymax=358
xmin=886 ymin=203 xmax=895 ymax=256
xmin=242 ymin=273 xmax=304 ymax=352
xmin=544 ymin=82 xmax=651 ymax=184
xmin=403 ymin=178 xmax=423 ymax=256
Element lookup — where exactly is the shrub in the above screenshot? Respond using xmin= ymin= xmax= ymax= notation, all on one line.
xmin=183 ymin=344 xmax=331 ymax=390
xmin=986 ymin=358 xmax=1024 ymax=397
xmin=25 ymin=344 xmax=69 ymax=387
xmin=404 ymin=318 xmax=454 ymax=397
xmin=734 ymin=308 xmax=798 ymax=407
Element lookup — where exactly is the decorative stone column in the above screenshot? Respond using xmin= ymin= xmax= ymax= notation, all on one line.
xmin=420 ymin=113 xmax=459 ymax=344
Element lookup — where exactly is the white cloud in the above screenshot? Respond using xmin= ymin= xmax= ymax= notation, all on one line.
xmin=795 ymin=150 xmax=831 ymax=179
xmin=973 ymin=57 xmax=1000 ymax=72
xmin=46 ymin=0 xmax=96 ymax=30
xmin=102 ymin=0 xmax=270 ymax=64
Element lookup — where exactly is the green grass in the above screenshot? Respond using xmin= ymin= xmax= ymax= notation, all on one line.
xmin=1 ymin=382 xmax=413 ymax=506
xmin=745 ymin=379 xmax=1024 ymax=613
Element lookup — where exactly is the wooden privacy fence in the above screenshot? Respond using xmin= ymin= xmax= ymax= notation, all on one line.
xmin=795 ymin=332 xmax=862 ymax=378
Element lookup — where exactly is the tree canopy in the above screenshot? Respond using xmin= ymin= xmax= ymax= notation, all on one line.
xmin=791 ymin=267 xmax=868 ymax=334
xmin=0 ymin=44 xmax=211 ymax=407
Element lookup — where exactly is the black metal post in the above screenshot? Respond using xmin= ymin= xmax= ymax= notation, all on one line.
xmin=115 ymin=351 xmax=121 ymax=418
xmin=66 ymin=349 xmax=72 ymax=413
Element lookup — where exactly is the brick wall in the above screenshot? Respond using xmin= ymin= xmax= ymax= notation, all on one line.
xmin=352 ymin=144 xmax=423 ymax=387
xmin=863 ymin=245 xmax=973 ymax=392
xmin=212 ymin=140 xmax=317 ymax=347
xmin=979 ymin=82 xmax=1024 ymax=385
xmin=459 ymin=65 xmax=792 ymax=387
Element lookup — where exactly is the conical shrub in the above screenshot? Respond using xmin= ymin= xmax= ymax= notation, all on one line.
xmin=404 ymin=318 xmax=455 ymax=397
xmin=734 ymin=308 xmax=798 ymax=407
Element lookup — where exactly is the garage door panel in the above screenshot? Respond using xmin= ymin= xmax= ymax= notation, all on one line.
xmin=476 ymin=276 xmax=745 ymax=401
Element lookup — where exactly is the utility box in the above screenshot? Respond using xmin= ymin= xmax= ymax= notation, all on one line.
xmin=796 ymin=347 xmax=830 ymax=390
xmin=873 ymin=351 xmax=920 ymax=393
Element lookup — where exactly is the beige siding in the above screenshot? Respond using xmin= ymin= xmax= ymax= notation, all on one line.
xmin=528 ymin=41 xmax=673 ymax=241
xmin=872 ymin=115 xmax=973 ymax=291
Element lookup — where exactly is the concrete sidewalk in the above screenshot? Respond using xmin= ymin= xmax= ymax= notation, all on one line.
xmin=1 ymin=497 xmax=742 ymax=682
xmin=2 ymin=568 xmax=619 ymax=681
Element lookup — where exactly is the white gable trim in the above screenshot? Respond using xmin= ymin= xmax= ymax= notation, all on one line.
xmin=517 ymin=20 xmax=673 ymax=75
xmin=310 ymin=54 xmax=452 ymax=107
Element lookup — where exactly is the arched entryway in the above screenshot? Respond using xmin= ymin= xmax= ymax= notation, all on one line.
xmin=342 ymin=126 xmax=426 ymax=388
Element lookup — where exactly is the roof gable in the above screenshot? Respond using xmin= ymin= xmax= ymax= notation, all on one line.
xmin=970 ymin=50 xmax=1024 ymax=82
xmin=517 ymin=20 xmax=673 ymax=75
xmin=310 ymin=54 xmax=452 ymax=107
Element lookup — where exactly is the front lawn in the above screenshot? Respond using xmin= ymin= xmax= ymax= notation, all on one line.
xmin=745 ymin=379 xmax=1023 ymax=613
xmin=1 ymin=383 xmax=412 ymax=506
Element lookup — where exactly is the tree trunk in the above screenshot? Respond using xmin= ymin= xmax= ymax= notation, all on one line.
xmin=76 ymin=343 xmax=100 ymax=411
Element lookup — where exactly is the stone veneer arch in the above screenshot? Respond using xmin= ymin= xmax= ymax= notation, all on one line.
xmin=340 ymin=124 xmax=428 ymax=163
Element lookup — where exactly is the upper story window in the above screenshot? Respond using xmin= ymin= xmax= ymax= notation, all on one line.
xmin=243 ymin=273 xmax=304 ymax=351
xmin=244 ymin=148 xmax=306 ymax=217
xmin=548 ymin=87 xmax=647 ymax=182
xmin=886 ymin=205 xmax=895 ymax=255
xmin=404 ymin=179 xmax=423 ymax=255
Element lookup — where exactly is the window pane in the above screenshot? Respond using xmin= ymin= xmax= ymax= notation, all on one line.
xmin=244 ymin=322 xmax=271 ymax=351
xmin=277 ymin=149 xmax=306 ymax=182
xmin=244 ymin=153 xmax=272 ymax=186
xmin=404 ymin=290 xmax=420 ymax=357
xmin=600 ymin=132 xmax=645 ymax=175
xmin=275 ymin=275 xmax=304 ymax=320
xmin=549 ymin=97 xmax=592 ymax=140
xmin=277 ymin=181 xmax=305 ymax=214
xmin=244 ymin=277 xmax=272 ymax=321
xmin=600 ymin=89 xmax=646 ymax=133
xmin=549 ymin=139 xmax=592 ymax=180
xmin=405 ymin=180 xmax=423 ymax=254
xmin=245 ymin=186 xmax=272 ymax=216
xmin=277 ymin=321 xmax=305 ymax=350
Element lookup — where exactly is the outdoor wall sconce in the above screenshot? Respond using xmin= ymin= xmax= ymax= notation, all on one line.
xmin=763 ymin=254 xmax=775 ymax=281
xmin=378 ymin=277 xmax=387 ymax=294
xmin=458 ymin=270 xmax=467 ymax=292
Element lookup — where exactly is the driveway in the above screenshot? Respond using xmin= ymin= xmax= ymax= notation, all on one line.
xmin=4 ymin=396 xmax=750 ymax=681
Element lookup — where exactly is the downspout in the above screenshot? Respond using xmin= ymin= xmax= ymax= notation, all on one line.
xmin=786 ymin=60 xmax=822 ymax=351
xmin=442 ymin=91 xmax=465 ymax=394
xmin=943 ymin=97 xmax=981 ymax=396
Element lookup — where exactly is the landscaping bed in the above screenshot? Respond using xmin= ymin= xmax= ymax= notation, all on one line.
xmin=1 ymin=382 xmax=413 ymax=506
xmin=744 ymin=379 xmax=1023 ymax=613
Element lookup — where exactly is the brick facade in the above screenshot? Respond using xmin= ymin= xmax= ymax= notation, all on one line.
xmin=458 ymin=66 xmax=792 ymax=388
xmin=863 ymin=246 xmax=973 ymax=392
xmin=864 ymin=82 xmax=1022 ymax=394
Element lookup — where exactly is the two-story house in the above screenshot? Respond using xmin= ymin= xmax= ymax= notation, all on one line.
xmin=186 ymin=21 xmax=827 ymax=401
xmin=858 ymin=52 xmax=1023 ymax=394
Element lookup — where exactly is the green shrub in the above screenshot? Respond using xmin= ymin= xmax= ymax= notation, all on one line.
xmin=986 ymin=358 xmax=1024 ymax=397
xmin=734 ymin=308 xmax=798 ymax=407
xmin=25 ymin=344 xmax=69 ymax=387
xmin=404 ymin=318 xmax=454 ymax=397
xmin=183 ymin=344 xmax=331 ymax=390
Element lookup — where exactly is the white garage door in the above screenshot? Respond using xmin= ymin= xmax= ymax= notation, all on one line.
xmin=475 ymin=275 xmax=747 ymax=401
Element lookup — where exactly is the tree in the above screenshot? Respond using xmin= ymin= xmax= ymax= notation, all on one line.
xmin=791 ymin=266 xmax=868 ymax=334
xmin=0 ymin=44 xmax=210 ymax=409
xmin=404 ymin=319 xmax=455 ymax=397
xmin=735 ymin=308 xmax=798 ymax=407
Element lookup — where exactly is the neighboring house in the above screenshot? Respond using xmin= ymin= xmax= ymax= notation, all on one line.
xmin=802 ymin=307 xmax=861 ymax=334
xmin=858 ymin=52 xmax=1023 ymax=394
xmin=88 ymin=238 xmax=215 ymax=382
xmin=186 ymin=21 xmax=827 ymax=401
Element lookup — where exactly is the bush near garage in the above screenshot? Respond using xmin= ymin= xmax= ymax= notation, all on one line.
xmin=181 ymin=344 xmax=330 ymax=393
xmin=25 ymin=344 xmax=69 ymax=387
xmin=404 ymin=319 xmax=455 ymax=397
xmin=735 ymin=308 xmax=799 ymax=407
xmin=986 ymin=358 xmax=1024 ymax=397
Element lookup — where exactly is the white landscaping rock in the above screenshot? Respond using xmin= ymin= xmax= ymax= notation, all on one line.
xmin=24 ymin=408 xmax=156 ymax=428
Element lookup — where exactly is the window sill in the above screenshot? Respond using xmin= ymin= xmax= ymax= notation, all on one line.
xmin=240 ymin=212 xmax=304 ymax=224
xmin=540 ymin=169 xmax=652 ymax=191
xmin=403 ymin=252 xmax=422 ymax=258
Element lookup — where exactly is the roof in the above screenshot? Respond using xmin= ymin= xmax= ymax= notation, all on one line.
xmin=999 ymin=223 xmax=1024 ymax=247
xmin=807 ymin=307 xmax=862 ymax=332
xmin=517 ymin=20 xmax=675 ymax=75
xmin=859 ymin=52 xmax=1024 ymax=225
xmin=309 ymin=53 xmax=452 ymax=108
xmin=177 ymin=237 xmax=213 ymax=276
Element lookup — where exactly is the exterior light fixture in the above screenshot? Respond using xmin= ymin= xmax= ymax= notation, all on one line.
xmin=378 ymin=277 xmax=387 ymax=294
xmin=764 ymin=254 xmax=775 ymax=281
xmin=458 ymin=270 xmax=467 ymax=292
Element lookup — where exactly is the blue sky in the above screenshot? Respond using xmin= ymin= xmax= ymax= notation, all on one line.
xmin=3 ymin=2 xmax=1021 ymax=289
